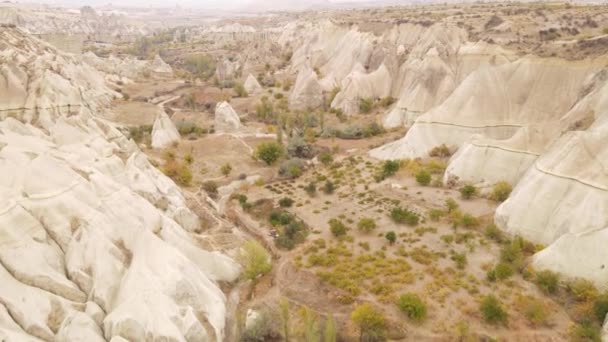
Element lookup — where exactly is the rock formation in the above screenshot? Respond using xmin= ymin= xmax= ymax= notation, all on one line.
xmin=151 ymin=109 xmax=181 ymax=149
xmin=83 ymin=52 xmax=174 ymax=80
xmin=244 ymin=74 xmax=262 ymax=94
xmin=215 ymin=101 xmax=242 ymax=133
xmin=0 ymin=27 xmax=238 ymax=341
xmin=289 ymin=67 xmax=324 ymax=110
xmin=331 ymin=63 xmax=392 ymax=115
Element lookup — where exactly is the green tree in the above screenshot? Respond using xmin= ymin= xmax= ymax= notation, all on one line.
xmin=385 ymin=231 xmax=397 ymax=244
xmin=397 ymin=293 xmax=427 ymax=323
xmin=255 ymin=141 xmax=284 ymax=165
xmin=238 ymin=241 xmax=272 ymax=281
xmin=351 ymin=303 xmax=386 ymax=341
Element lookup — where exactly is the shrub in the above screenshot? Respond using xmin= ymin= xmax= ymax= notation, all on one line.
xmin=445 ymin=198 xmax=459 ymax=213
xmin=480 ymin=295 xmax=508 ymax=325
xmin=385 ymin=231 xmax=397 ymax=244
xmin=429 ymin=144 xmax=451 ymax=158
xmin=459 ymin=214 xmax=479 ymax=228
xmin=535 ymin=270 xmax=560 ymax=295
xmin=491 ymin=181 xmax=512 ymax=202
xmin=240 ymin=309 xmax=280 ymax=342
xmin=379 ymin=96 xmax=396 ymax=108
xmin=202 ymin=181 xmax=218 ymax=197
xmin=323 ymin=181 xmax=335 ymax=195
xmin=163 ymin=161 xmax=192 ymax=186
xmin=319 ymin=152 xmax=333 ymax=166
xmin=485 ymin=224 xmax=504 ymax=243
xmin=279 ymin=158 xmax=305 ymax=179
xmin=523 ymin=298 xmax=549 ymax=327
xmin=279 ymin=197 xmax=294 ymax=208
xmin=287 ymin=136 xmax=314 ymax=159
xmin=255 ymin=141 xmax=284 ymax=165
xmin=304 ymin=182 xmax=317 ymax=196
xmin=493 ymin=262 xmax=514 ymax=280
xmin=238 ymin=240 xmax=272 ymax=280
xmin=357 ymin=218 xmax=377 ymax=233
xmin=184 ymin=53 xmax=216 ymax=80
xmin=351 ymin=303 xmax=386 ymax=341
xmin=568 ymin=279 xmax=599 ymax=302
xmin=375 ymin=160 xmax=401 ymax=181
xmin=594 ymin=293 xmax=608 ymax=323
xmin=221 ymin=163 xmax=232 ymax=176
xmin=569 ymin=321 xmax=602 ymax=342
xmin=415 ymin=170 xmax=432 ymax=186
xmin=390 ymin=207 xmax=419 ymax=226
xmin=397 ymin=293 xmax=427 ymax=322
xmin=184 ymin=153 xmax=194 ymax=165
xmin=452 ymin=253 xmax=467 ymax=270
xmin=234 ymin=82 xmax=248 ymax=97
xmin=460 ymin=185 xmax=477 ymax=199
xmin=328 ymin=219 xmax=348 ymax=237
xmin=359 ymin=98 xmax=374 ymax=114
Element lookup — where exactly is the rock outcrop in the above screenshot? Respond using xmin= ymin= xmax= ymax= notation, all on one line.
xmin=215 ymin=101 xmax=242 ymax=133
xmin=0 ymin=27 xmax=239 ymax=342
xmin=151 ymin=109 xmax=180 ymax=149
xmin=244 ymin=74 xmax=262 ymax=94
xmin=289 ymin=67 xmax=324 ymax=110
xmin=331 ymin=63 xmax=392 ymax=115
xmin=83 ymin=52 xmax=174 ymax=80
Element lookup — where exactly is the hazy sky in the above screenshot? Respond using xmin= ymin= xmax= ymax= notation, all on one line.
xmin=28 ymin=0 xmax=381 ymax=9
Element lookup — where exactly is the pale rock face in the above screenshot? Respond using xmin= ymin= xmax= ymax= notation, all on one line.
xmin=0 ymin=27 xmax=239 ymax=341
xmin=244 ymin=74 xmax=262 ymax=94
xmin=216 ymin=59 xmax=241 ymax=82
xmin=83 ymin=52 xmax=173 ymax=80
xmin=151 ymin=109 xmax=180 ymax=148
xmin=289 ymin=67 xmax=324 ymax=110
xmin=331 ymin=63 xmax=392 ymax=115
xmin=371 ymin=57 xmax=602 ymax=160
xmin=214 ymin=101 xmax=242 ymax=133
xmin=494 ymin=76 xmax=608 ymax=289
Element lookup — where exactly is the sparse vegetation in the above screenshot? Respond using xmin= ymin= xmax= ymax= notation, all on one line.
xmin=357 ymin=218 xmax=377 ymax=233
xmin=460 ymin=184 xmax=477 ymax=199
xmin=255 ymin=141 xmax=284 ymax=165
xmin=397 ymin=293 xmax=427 ymax=322
xmin=491 ymin=181 xmax=512 ymax=202
xmin=415 ymin=170 xmax=431 ymax=186
xmin=480 ymin=295 xmax=508 ymax=325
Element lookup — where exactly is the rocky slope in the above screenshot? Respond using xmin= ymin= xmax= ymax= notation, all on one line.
xmin=279 ymin=17 xmax=608 ymax=303
xmin=0 ymin=3 xmax=147 ymax=36
xmin=0 ymin=27 xmax=239 ymax=341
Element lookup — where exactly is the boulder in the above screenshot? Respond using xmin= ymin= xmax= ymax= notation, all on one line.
xmin=289 ymin=67 xmax=324 ymax=110
xmin=215 ymin=101 xmax=242 ymax=132
xmin=151 ymin=109 xmax=180 ymax=148
xmin=244 ymin=74 xmax=262 ymax=94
